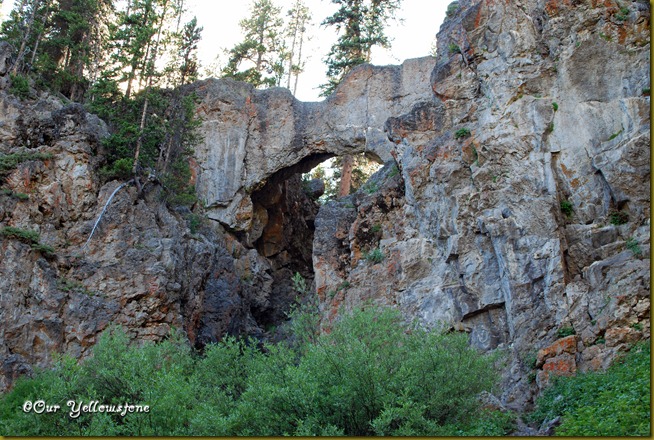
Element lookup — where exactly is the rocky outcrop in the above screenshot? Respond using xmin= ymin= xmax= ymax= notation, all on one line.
xmin=188 ymin=57 xmax=435 ymax=231
xmin=312 ymin=0 xmax=650 ymax=409
xmin=0 ymin=0 xmax=649 ymax=414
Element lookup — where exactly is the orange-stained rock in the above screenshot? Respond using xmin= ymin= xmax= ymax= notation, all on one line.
xmin=536 ymin=335 xmax=577 ymax=367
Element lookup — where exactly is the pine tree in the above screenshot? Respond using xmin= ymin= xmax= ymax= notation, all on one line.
xmin=320 ymin=0 xmax=402 ymax=97
xmin=284 ymin=0 xmax=311 ymax=95
xmin=222 ymin=0 xmax=286 ymax=88
xmin=321 ymin=0 xmax=401 ymax=196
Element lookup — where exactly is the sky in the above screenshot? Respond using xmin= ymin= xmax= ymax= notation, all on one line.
xmin=0 ymin=0 xmax=448 ymax=102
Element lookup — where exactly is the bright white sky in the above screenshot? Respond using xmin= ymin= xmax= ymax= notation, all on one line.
xmin=1 ymin=0 xmax=447 ymax=102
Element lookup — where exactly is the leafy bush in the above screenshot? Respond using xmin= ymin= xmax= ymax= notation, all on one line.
xmin=0 ymin=307 xmax=512 ymax=436
xmin=529 ymin=342 xmax=650 ymax=436
xmin=455 ymin=127 xmax=471 ymax=139
xmin=9 ymin=74 xmax=30 ymax=99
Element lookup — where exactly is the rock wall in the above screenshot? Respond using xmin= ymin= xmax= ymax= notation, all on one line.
xmin=313 ymin=0 xmax=650 ymax=409
xmin=0 ymin=0 xmax=650 ymax=411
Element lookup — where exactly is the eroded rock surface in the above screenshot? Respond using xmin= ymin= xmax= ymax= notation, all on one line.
xmin=313 ymin=0 xmax=650 ymax=409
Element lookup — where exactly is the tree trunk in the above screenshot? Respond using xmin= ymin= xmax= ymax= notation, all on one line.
xmin=11 ymin=0 xmax=42 ymax=75
xmin=338 ymin=154 xmax=354 ymax=197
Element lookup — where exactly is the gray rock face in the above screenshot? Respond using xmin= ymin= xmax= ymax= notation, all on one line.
xmin=312 ymin=0 xmax=650 ymax=409
xmin=189 ymin=57 xmax=435 ymax=231
xmin=0 ymin=0 xmax=649 ymax=413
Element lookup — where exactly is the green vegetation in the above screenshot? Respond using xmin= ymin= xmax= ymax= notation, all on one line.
xmin=363 ymin=180 xmax=380 ymax=194
xmin=625 ymin=237 xmax=642 ymax=257
xmin=455 ymin=127 xmax=471 ymax=139
xmin=552 ymin=102 xmax=558 ymax=112
xmin=614 ymin=6 xmax=630 ymax=22
xmin=291 ymin=271 xmax=308 ymax=295
xmin=0 ymin=188 xmax=29 ymax=200
xmin=9 ymin=74 xmax=30 ymax=99
xmin=608 ymin=127 xmax=623 ymax=141
xmin=370 ymin=223 xmax=382 ymax=233
xmin=609 ymin=210 xmax=629 ymax=225
xmin=388 ymin=164 xmax=400 ymax=178
xmin=0 ymin=226 xmax=54 ymax=257
xmin=556 ymin=326 xmax=575 ymax=339
xmin=446 ymin=1 xmax=460 ymax=18
xmin=529 ymin=342 xmax=650 ymax=436
xmin=57 ymin=278 xmax=94 ymax=296
xmin=448 ymin=42 xmax=461 ymax=54
xmin=0 ymin=307 xmax=513 ymax=436
xmin=364 ymin=247 xmax=385 ymax=264
xmin=0 ymin=152 xmax=54 ymax=176
xmin=642 ymin=87 xmax=650 ymax=96
xmin=560 ymin=199 xmax=573 ymax=217
xmin=546 ymin=122 xmax=554 ymax=133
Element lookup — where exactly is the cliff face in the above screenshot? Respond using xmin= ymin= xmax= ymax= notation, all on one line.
xmin=314 ymin=0 xmax=650 ymax=407
xmin=0 ymin=0 xmax=650 ymax=409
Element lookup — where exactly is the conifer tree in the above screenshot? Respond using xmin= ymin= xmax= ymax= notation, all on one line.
xmin=284 ymin=0 xmax=311 ymax=94
xmin=222 ymin=0 xmax=286 ymax=88
xmin=321 ymin=0 xmax=401 ymax=197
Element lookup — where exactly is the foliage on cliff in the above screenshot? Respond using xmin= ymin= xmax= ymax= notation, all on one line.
xmin=0 ymin=307 xmax=513 ymax=436
xmin=529 ymin=342 xmax=650 ymax=436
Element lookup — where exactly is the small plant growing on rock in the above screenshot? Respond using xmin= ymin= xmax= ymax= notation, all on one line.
xmin=642 ymin=87 xmax=650 ymax=96
xmin=556 ymin=326 xmax=575 ymax=339
xmin=446 ymin=1 xmax=460 ymax=17
xmin=455 ymin=127 xmax=471 ymax=139
xmin=552 ymin=102 xmax=558 ymax=111
xmin=370 ymin=223 xmax=382 ymax=234
xmin=9 ymin=74 xmax=30 ymax=99
xmin=614 ymin=6 xmax=630 ymax=22
xmin=625 ymin=237 xmax=642 ymax=257
xmin=448 ymin=42 xmax=461 ymax=54
xmin=609 ymin=211 xmax=629 ymax=225
xmin=560 ymin=199 xmax=573 ymax=217
xmin=0 ymin=226 xmax=55 ymax=257
xmin=364 ymin=247 xmax=385 ymax=264
xmin=292 ymin=272 xmax=308 ymax=294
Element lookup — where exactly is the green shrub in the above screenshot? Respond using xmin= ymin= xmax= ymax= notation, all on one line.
xmin=388 ymin=164 xmax=400 ymax=178
xmin=370 ymin=223 xmax=382 ymax=233
xmin=609 ymin=211 xmax=628 ymax=225
xmin=552 ymin=102 xmax=558 ymax=111
xmin=0 ymin=152 xmax=54 ymax=175
xmin=291 ymin=272 xmax=308 ymax=295
xmin=0 ymin=226 xmax=40 ymax=244
xmin=560 ymin=200 xmax=573 ymax=217
xmin=448 ymin=42 xmax=460 ymax=54
xmin=625 ymin=237 xmax=642 ymax=257
xmin=556 ymin=326 xmax=575 ymax=339
xmin=30 ymin=243 xmax=55 ymax=257
xmin=446 ymin=1 xmax=460 ymax=18
xmin=642 ymin=87 xmax=650 ymax=96
xmin=98 ymin=157 xmax=133 ymax=182
xmin=364 ymin=247 xmax=385 ymax=264
xmin=0 ymin=307 xmax=514 ymax=436
xmin=529 ymin=342 xmax=650 ymax=436
xmin=614 ymin=7 xmax=630 ymax=22
xmin=9 ymin=74 xmax=30 ymax=99
xmin=455 ymin=127 xmax=471 ymax=139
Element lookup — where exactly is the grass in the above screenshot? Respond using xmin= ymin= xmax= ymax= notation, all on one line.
xmin=455 ymin=127 xmax=471 ymax=139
